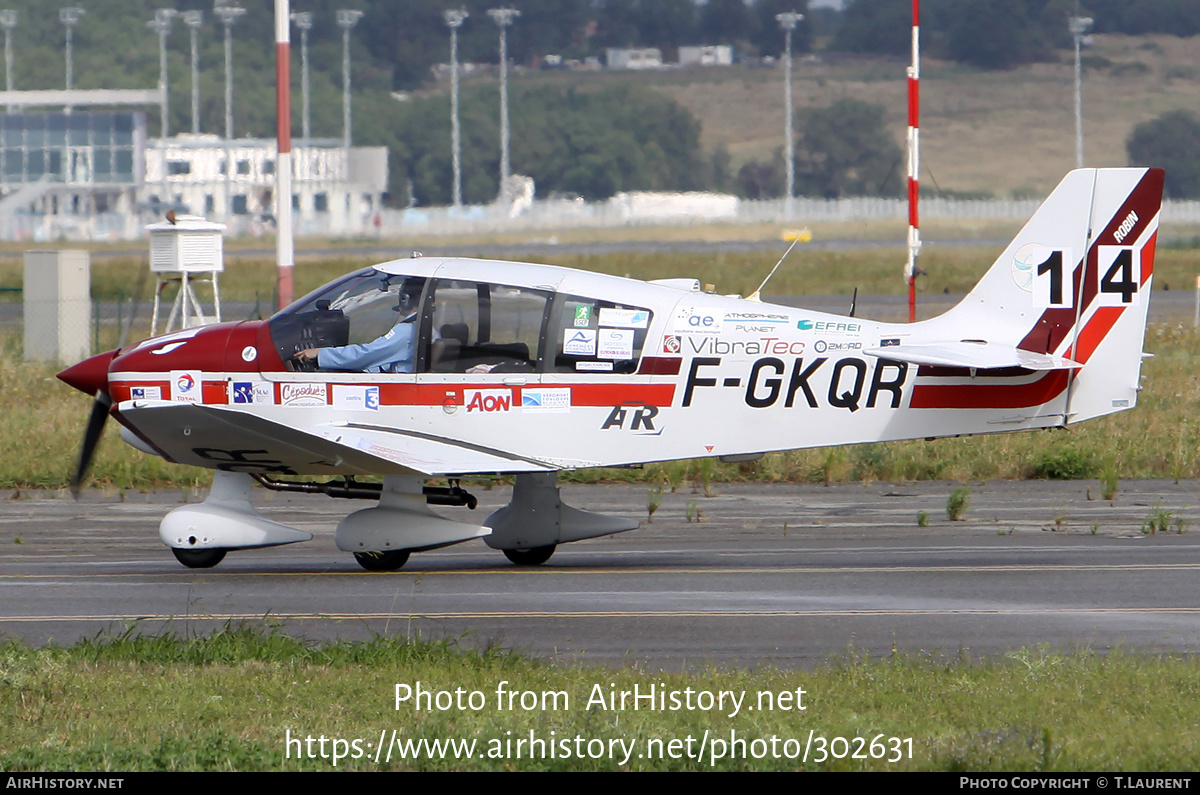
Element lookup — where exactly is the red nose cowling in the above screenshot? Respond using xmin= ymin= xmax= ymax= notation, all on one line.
xmin=58 ymin=349 xmax=117 ymax=396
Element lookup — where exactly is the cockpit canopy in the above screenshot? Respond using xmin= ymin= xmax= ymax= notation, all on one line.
xmin=268 ymin=266 xmax=654 ymax=375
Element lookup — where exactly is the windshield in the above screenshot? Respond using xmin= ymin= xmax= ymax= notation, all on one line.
xmin=269 ymin=268 xmax=427 ymax=368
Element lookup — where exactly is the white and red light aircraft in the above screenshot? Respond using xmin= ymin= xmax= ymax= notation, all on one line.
xmin=59 ymin=167 xmax=1163 ymax=570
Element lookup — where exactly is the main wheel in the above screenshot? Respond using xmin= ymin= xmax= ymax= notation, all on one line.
xmin=353 ymin=550 xmax=411 ymax=571
xmin=171 ymin=547 xmax=227 ymax=569
xmin=502 ymin=545 xmax=556 ymax=566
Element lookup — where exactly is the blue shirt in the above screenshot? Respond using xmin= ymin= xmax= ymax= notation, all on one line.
xmin=317 ymin=320 xmax=415 ymax=373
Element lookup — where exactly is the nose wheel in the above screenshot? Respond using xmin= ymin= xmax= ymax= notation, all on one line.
xmin=171 ymin=547 xmax=227 ymax=569
xmin=353 ymin=550 xmax=411 ymax=571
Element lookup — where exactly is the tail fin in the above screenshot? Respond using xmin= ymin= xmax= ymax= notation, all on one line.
xmin=874 ymin=168 xmax=1163 ymax=425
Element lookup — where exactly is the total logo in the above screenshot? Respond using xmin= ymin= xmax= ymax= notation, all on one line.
xmin=465 ymin=388 xmax=512 ymax=413
xmin=171 ymin=370 xmax=202 ymax=403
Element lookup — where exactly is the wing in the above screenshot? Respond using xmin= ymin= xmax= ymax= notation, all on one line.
xmin=116 ymin=400 xmax=559 ymax=476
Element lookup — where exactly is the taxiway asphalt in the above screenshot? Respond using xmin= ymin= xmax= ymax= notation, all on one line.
xmin=3 ymin=480 xmax=1200 ymax=668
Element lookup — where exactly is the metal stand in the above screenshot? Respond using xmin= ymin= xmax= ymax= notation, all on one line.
xmin=151 ymin=271 xmax=221 ymax=336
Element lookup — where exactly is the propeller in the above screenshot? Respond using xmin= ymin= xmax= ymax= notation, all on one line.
xmin=62 ymin=268 xmax=148 ymax=497
xmin=60 ymin=348 xmax=123 ymax=499
xmin=71 ymin=389 xmax=112 ymax=498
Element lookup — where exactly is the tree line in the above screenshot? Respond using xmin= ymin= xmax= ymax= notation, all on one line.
xmin=0 ymin=0 xmax=1196 ymax=202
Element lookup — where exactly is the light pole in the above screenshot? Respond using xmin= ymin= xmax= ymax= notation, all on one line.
xmin=488 ymin=7 xmax=519 ymax=199
xmin=60 ymin=7 xmax=85 ymax=113
xmin=214 ymin=3 xmax=245 ymax=221
xmin=182 ymin=10 xmax=202 ymax=134
xmin=776 ymin=11 xmax=802 ymax=219
xmin=148 ymin=9 xmax=176 ymax=139
xmin=290 ymin=11 xmax=312 ymax=142
xmin=214 ymin=3 xmax=246 ymax=141
xmin=337 ymin=9 xmax=364 ymax=151
xmin=444 ymin=8 xmax=467 ymax=210
xmin=0 ymin=10 xmax=16 ymax=112
xmin=1070 ymin=15 xmax=1093 ymax=169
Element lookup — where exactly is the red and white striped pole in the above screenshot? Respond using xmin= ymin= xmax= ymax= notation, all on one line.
xmin=275 ymin=0 xmax=295 ymax=309
xmin=905 ymin=0 xmax=921 ymax=323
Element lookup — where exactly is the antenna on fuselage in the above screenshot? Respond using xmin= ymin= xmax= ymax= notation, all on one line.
xmin=747 ymin=227 xmax=811 ymax=303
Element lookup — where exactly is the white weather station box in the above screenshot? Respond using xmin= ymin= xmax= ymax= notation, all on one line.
xmin=146 ymin=214 xmax=226 ymax=273
xmin=145 ymin=214 xmax=227 ymax=334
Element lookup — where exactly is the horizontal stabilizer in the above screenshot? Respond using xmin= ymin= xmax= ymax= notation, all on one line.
xmin=862 ymin=342 xmax=1083 ymax=371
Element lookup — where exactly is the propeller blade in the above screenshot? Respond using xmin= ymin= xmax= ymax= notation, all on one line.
xmin=72 ymin=390 xmax=113 ymax=498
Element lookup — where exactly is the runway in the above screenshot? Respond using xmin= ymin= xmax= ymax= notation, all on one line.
xmin=3 ymin=480 xmax=1200 ymax=667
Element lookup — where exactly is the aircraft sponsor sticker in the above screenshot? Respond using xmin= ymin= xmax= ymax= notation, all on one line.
xmin=170 ymin=370 xmax=202 ymax=403
xmin=332 ymin=385 xmax=380 ymax=411
xmin=814 ymin=340 xmax=862 ymax=353
xmin=130 ymin=385 xmax=162 ymax=400
xmin=465 ymin=388 xmax=512 ymax=413
xmin=521 ymin=387 xmax=571 ymax=414
xmin=598 ymin=328 xmax=635 ymax=359
xmin=724 ymin=310 xmax=789 ymax=328
xmin=241 ymin=346 xmax=258 ymax=362
xmin=671 ymin=307 xmax=721 ymax=335
xmin=563 ymin=329 xmax=597 ymax=356
xmin=598 ymin=307 xmax=649 ymax=328
xmin=573 ymin=305 xmax=591 ymax=327
xmin=685 ymin=336 xmax=805 ymax=356
xmin=280 ymin=382 xmax=328 ymax=407
xmin=797 ymin=319 xmax=862 ymax=335
xmin=880 ymin=338 xmax=901 ymax=347
xmin=662 ymin=335 xmax=682 ymax=355
xmin=576 ymin=361 xmax=614 ymax=371
xmin=231 ymin=381 xmax=275 ymax=405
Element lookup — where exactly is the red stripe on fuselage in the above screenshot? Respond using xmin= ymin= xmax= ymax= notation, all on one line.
xmin=109 ymin=378 xmax=676 ymax=408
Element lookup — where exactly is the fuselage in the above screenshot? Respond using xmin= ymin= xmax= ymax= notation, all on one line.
xmin=62 ymin=255 xmax=1105 ymax=478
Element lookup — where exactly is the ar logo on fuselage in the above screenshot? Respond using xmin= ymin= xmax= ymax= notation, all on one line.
xmin=601 ymin=403 xmax=661 ymax=434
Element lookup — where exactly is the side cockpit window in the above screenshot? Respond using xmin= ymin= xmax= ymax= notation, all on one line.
xmin=269 ymin=269 xmax=428 ymax=371
xmin=424 ymin=280 xmax=550 ymax=374
xmin=552 ymin=295 xmax=652 ymax=374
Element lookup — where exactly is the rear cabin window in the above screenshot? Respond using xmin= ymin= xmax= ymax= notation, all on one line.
xmin=424 ymin=280 xmax=550 ymax=374
xmin=551 ymin=295 xmax=652 ymax=374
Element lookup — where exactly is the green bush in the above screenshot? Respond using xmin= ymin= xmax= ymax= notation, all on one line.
xmin=1030 ymin=447 xmax=1099 ymax=480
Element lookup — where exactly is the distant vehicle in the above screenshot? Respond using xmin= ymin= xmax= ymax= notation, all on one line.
xmin=59 ymin=168 xmax=1164 ymax=570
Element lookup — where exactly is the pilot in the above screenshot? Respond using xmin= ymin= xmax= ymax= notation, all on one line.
xmin=296 ymin=288 xmax=419 ymax=373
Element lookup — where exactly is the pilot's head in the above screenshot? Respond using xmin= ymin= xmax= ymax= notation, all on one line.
xmin=393 ymin=279 xmax=423 ymax=317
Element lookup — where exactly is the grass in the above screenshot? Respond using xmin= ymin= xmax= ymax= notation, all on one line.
xmin=2 ymin=627 xmax=1200 ymax=771
xmin=947 ymin=485 xmax=971 ymax=521
xmin=7 ymin=242 xmax=1200 ymax=307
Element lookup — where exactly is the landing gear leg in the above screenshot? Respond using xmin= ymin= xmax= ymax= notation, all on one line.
xmin=486 ymin=472 xmax=638 ymax=564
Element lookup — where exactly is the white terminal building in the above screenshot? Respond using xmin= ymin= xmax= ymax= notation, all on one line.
xmin=145 ymin=134 xmax=388 ymax=237
xmin=0 ymin=90 xmax=387 ymax=241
